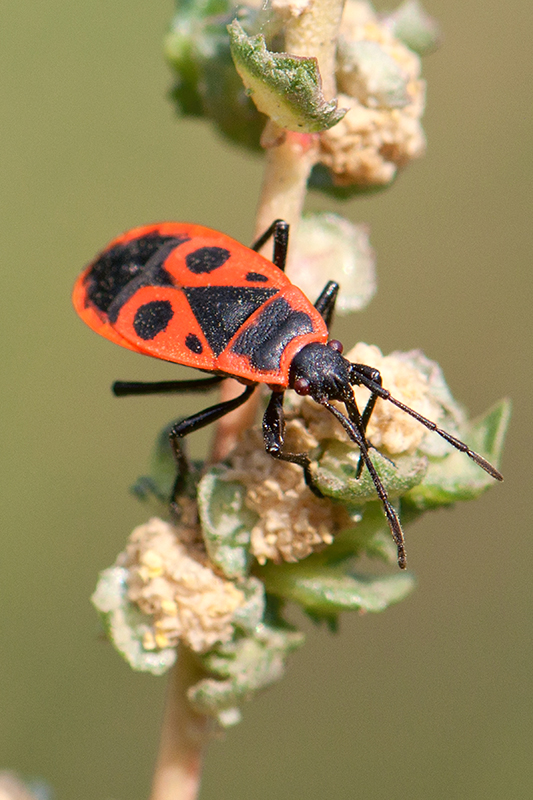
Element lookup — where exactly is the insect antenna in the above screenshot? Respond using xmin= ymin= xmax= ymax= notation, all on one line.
xmin=320 ymin=398 xmax=407 ymax=569
xmin=349 ymin=366 xmax=503 ymax=482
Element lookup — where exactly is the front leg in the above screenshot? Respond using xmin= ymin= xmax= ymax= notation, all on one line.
xmin=350 ymin=363 xmax=383 ymax=433
xmin=313 ymin=281 xmax=339 ymax=329
xmin=349 ymin=364 xmax=383 ymax=478
xmin=251 ymin=219 xmax=289 ymax=271
xmin=262 ymin=391 xmax=323 ymax=497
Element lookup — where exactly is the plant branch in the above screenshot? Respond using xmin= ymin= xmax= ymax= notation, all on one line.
xmin=213 ymin=0 xmax=345 ymax=459
xmin=149 ymin=647 xmax=211 ymax=800
xmin=151 ymin=4 xmax=347 ymax=794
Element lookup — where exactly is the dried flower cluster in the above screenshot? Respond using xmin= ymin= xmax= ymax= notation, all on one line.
xmin=224 ymin=428 xmax=336 ymax=564
xmin=117 ymin=517 xmax=246 ymax=653
xmin=318 ymin=0 xmax=426 ymax=185
xmin=277 ymin=344 xmax=450 ymax=459
xmin=221 ymin=344 xmax=454 ymax=566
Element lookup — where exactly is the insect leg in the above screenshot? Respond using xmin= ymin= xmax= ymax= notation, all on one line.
xmin=351 ymin=364 xmax=383 ymax=432
xmin=348 ymin=364 xmax=384 ymax=477
xmin=314 ymin=281 xmax=339 ymax=329
xmin=262 ymin=390 xmax=323 ymax=497
xmin=169 ymin=384 xmax=256 ymax=501
xmin=322 ymin=399 xmax=407 ymax=569
xmin=113 ymin=375 xmax=224 ymax=396
xmin=251 ymin=220 xmax=290 ymax=271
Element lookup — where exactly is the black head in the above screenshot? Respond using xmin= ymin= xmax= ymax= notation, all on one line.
xmin=289 ymin=341 xmax=352 ymax=403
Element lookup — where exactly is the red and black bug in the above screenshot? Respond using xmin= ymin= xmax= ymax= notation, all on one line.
xmin=73 ymin=220 xmax=503 ymax=568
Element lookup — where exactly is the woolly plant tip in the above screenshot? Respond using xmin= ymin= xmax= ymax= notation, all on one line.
xmin=164 ymin=0 xmax=433 ymax=176
xmin=0 ymin=773 xmax=52 ymax=800
xmin=228 ymin=20 xmax=346 ymax=133
xmin=93 ymin=521 xmax=304 ymax=722
xmin=286 ymin=212 xmax=376 ymax=314
xmin=383 ymin=0 xmax=441 ymax=57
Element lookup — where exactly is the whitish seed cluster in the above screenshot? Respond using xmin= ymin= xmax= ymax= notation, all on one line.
xmin=288 ymin=343 xmax=457 ymax=457
xmin=348 ymin=343 xmax=460 ymax=455
xmin=225 ymin=428 xmax=336 ymax=565
xmin=318 ymin=0 xmax=426 ymax=185
xmin=223 ymin=344 xmax=455 ymax=566
xmin=117 ymin=517 xmax=246 ymax=653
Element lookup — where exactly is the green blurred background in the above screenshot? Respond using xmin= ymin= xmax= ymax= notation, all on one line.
xmin=1 ymin=1 xmax=531 ymax=798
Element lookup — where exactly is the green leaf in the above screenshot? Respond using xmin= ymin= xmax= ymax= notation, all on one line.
xmin=308 ymin=163 xmax=392 ymax=197
xmin=91 ymin=567 xmax=176 ymax=676
xmin=314 ymin=439 xmax=427 ymax=502
xmin=228 ymin=20 xmax=346 ymax=133
xmin=130 ymin=424 xmax=176 ymax=509
xmin=165 ymin=9 xmax=265 ymax=150
xmin=197 ymin=467 xmax=259 ymax=579
xmin=189 ymin=624 xmax=305 ymax=720
xmin=385 ymin=0 xmax=441 ymax=57
xmin=259 ymin=558 xmax=415 ymax=616
xmin=403 ymin=398 xmax=511 ymax=511
xmin=327 ymin=502 xmax=400 ymax=564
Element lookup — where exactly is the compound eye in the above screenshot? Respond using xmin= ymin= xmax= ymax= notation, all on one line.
xmin=294 ymin=377 xmax=310 ymax=396
xmin=328 ymin=339 xmax=343 ymax=353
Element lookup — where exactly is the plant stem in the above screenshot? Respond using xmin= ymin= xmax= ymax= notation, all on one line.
xmin=213 ymin=126 xmax=320 ymax=461
xmin=213 ymin=0 xmax=345 ymax=457
xmin=284 ymin=0 xmax=346 ymax=101
xmin=149 ymin=648 xmax=211 ymax=800
xmin=150 ymin=3 xmax=347 ymax=793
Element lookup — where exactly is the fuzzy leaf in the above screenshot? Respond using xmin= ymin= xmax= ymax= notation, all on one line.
xmin=91 ymin=567 xmax=176 ymax=675
xmin=189 ymin=624 xmax=305 ymax=720
xmin=260 ymin=558 xmax=415 ymax=616
xmin=165 ymin=8 xmax=265 ymax=150
xmin=228 ymin=20 xmax=346 ymax=133
xmin=327 ymin=503 xmax=400 ymax=564
xmin=385 ymin=0 xmax=441 ymax=56
xmin=314 ymin=440 xmax=427 ymax=502
xmin=197 ymin=468 xmax=258 ymax=579
xmin=287 ymin=212 xmax=376 ymax=314
xmin=403 ymin=399 xmax=510 ymax=511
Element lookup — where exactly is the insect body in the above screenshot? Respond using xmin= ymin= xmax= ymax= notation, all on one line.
xmin=73 ymin=220 xmax=503 ymax=569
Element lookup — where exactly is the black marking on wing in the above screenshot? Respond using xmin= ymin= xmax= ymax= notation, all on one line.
xmin=245 ymin=272 xmax=269 ymax=282
xmin=186 ymin=246 xmax=231 ymax=274
xmin=133 ymin=300 xmax=174 ymax=341
xmin=185 ymin=333 xmax=203 ymax=354
xmin=85 ymin=232 xmax=189 ymax=316
xmin=231 ymin=297 xmax=314 ymax=371
xmin=183 ymin=286 xmax=278 ymax=356
xmin=106 ymin=242 xmax=184 ymax=323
